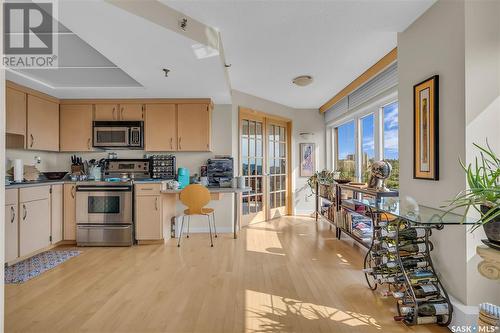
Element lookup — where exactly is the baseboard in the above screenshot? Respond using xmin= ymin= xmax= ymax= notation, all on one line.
xmin=175 ymin=226 xmax=233 ymax=237
xmin=294 ymin=209 xmax=315 ymax=217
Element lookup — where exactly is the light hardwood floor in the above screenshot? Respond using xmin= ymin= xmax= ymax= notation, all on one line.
xmin=5 ymin=216 xmax=448 ymax=333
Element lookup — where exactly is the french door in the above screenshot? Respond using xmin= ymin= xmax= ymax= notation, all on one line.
xmin=239 ymin=109 xmax=290 ymax=226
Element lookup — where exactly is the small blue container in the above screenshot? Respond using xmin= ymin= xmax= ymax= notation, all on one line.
xmin=177 ymin=168 xmax=190 ymax=189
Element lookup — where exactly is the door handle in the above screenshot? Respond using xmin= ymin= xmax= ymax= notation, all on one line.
xmin=30 ymin=134 xmax=34 ymax=148
xmin=22 ymin=204 xmax=27 ymax=220
xmin=10 ymin=206 xmax=15 ymax=223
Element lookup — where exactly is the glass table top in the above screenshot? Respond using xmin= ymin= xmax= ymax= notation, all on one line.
xmin=358 ymin=197 xmax=480 ymax=225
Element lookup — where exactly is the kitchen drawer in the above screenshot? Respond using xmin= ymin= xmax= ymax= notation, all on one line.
xmin=135 ymin=184 xmax=161 ymax=196
xmin=20 ymin=185 xmax=50 ymax=203
xmin=5 ymin=188 xmax=18 ymax=206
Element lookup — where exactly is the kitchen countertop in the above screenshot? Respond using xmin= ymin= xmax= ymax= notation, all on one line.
xmin=161 ymin=187 xmax=252 ymax=194
xmin=5 ymin=178 xmax=251 ymax=193
xmin=5 ymin=179 xmax=75 ymax=189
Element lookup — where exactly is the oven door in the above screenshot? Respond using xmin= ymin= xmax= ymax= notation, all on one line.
xmin=93 ymin=127 xmax=129 ymax=147
xmin=76 ymin=186 xmax=132 ymax=224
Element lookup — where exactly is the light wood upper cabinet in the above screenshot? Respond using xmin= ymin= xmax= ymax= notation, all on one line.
xmin=145 ymin=104 xmax=176 ymax=151
xmin=94 ymin=103 xmax=144 ymax=121
xmin=94 ymin=104 xmax=119 ymax=121
xmin=119 ymin=104 xmax=144 ymax=121
xmin=6 ymin=87 xmax=27 ymax=136
xmin=177 ymin=103 xmax=211 ymax=151
xmin=63 ymin=183 xmax=76 ymax=241
xmin=60 ymin=104 xmax=93 ymax=152
xmin=5 ymin=189 xmax=19 ymax=263
xmin=27 ymin=95 xmax=59 ymax=151
xmin=19 ymin=186 xmax=51 ymax=257
xmin=51 ymin=185 xmax=63 ymax=244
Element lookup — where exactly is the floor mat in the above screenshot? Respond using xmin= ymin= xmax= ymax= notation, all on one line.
xmin=5 ymin=250 xmax=81 ymax=284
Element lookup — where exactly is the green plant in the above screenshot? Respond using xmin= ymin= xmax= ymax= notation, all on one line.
xmin=444 ymin=142 xmax=500 ymax=230
xmin=307 ymin=170 xmax=338 ymax=193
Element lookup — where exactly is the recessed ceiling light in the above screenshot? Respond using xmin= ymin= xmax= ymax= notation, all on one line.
xmin=292 ymin=75 xmax=313 ymax=87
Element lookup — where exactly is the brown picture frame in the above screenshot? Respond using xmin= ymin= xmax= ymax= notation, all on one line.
xmin=413 ymin=75 xmax=439 ymax=180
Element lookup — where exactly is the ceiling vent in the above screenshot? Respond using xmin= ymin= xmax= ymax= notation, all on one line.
xmin=292 ymin=75 xmax=313 ymax=87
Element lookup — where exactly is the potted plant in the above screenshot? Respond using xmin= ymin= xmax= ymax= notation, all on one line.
xmin=445 ymin=142 xmax=500 ymax=249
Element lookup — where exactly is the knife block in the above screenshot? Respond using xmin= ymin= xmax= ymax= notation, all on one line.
xmin=71 ymin=165 xmax=83 ymax=175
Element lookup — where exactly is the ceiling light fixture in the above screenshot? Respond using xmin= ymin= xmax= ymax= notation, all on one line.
xmin=292 ymin=75 xmax=313 ymax=87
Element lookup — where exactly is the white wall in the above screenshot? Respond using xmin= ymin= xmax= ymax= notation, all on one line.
xmin=464 ymin=0 xmax=500 ymax=306
xmin=0 ymin=1 xmax=6 ymax=327
xmin=398 ymin=0 xmax=500 ymax=326
xmin=231 ymin=90 xmax=325 ymax=216
xmin=398 ymin=0 xmax=468 ymax=304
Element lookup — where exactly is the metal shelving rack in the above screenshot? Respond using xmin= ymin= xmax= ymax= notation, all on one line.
xmin=314 ymin=184 xmax=475 ymax=326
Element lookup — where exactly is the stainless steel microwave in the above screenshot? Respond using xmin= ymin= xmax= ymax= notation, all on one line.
xmin=93 ymin=121 xmax=143 ymax=149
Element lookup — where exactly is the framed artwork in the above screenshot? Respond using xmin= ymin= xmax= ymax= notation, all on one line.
xmin=413 ymin=75 xmax=439 ymax=180
xmin=300 ymin=143 xmax=315 ymax=177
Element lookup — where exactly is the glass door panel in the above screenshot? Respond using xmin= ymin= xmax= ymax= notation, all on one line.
xmin=268 ymin=123 xmax=287 ymax=219
xmin=241 ymin=118 xmax=266 ymax=225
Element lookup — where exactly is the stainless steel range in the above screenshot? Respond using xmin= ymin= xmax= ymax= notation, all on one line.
xmin=76 ymin=181 xmax=133 ymax=246
xmin=76 ymin=158 xmax=151 ymax=246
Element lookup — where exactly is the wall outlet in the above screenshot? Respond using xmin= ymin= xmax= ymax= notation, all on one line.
xmin=34 ymin=156 xmax=41 ymax=164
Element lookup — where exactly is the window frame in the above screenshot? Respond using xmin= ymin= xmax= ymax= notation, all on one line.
xmin=326 ymin=90 xmax=398 ymax=182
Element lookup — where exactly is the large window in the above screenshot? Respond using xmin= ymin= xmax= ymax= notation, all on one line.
xmin=361 ymin=114 xmax=375 ymax=183
xmin=383 ymin=102 xmax=399 ymax=188
xmin=335 ymin=121 xmax=356 ymax=180
xmin=330 ymin=100 xmax=399 ymax=189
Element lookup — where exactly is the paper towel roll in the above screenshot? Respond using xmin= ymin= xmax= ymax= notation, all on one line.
xmin=13 ymin=159 xmax=23 ymax=182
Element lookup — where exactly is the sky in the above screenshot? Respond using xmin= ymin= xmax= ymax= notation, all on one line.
xmin=337 ymin=101 xmax=399 ymax=160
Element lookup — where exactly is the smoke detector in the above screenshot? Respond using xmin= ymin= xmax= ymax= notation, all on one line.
xmin=292 ymin=75 xmax=313 ymax=87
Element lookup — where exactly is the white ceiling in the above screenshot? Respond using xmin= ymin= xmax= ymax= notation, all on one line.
xmin=7 ymin=0 xmax=435 ymax=108
xmin=164 ymin=0 xmax=436 ymax=108
xmin=8 ymin=0 xmax=231 ymax=103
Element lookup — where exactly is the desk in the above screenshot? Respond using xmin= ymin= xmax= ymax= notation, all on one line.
xmin=160 ymin=187 xmax=251 ymax=239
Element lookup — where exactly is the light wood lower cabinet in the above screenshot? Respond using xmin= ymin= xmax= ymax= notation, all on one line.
xmin=63 ymin=183 xmax=77 ymax=241
xmin=60 ymin=104 xmax=93 ymax=151
xmin=135 ymin=184 xmax=163 ymax=240
xmin=177 ymin=103 xmax=211 ymax=151
xmin=145 ymin=104 xmax=177 ymax=151
xmin=51 ymin=185 xmax=63 ymax=244
xmin=27 ymin=95 xmax=59 ymax=151
xmin=5 ymin=189 xmax=19 ymax=263
xmin=19 ymin=191 xmax=51 ymax=257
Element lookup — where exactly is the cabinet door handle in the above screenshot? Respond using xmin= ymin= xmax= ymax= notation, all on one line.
xmin=71 ymin=185 xmax=76 ymax=199
xmin=170 ymin=137 xmax=173 ymax=150
xmin=87 ymin=138 xmax=91 ymax=150
xmin=179 ymin=137 xmax=182 ymax=150
xmin=30 ymin=134 xmax=34 ymax=148
xmin=121 ymin=107 xmax=124 ymax=119
xmin=22 ymin=204 xmax=27 ymax=221
xmin=112 ymin=107 xmax=116 ymax=120
xmin=10 ymin=206 xmax=15 ymax=223
xmin=155 ymin=197 xmax=158 ymax=210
